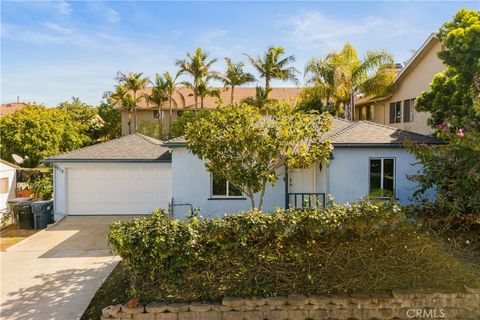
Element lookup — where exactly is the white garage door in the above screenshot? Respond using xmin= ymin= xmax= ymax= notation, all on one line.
xmin=67 ymin=165 xmax=171 ymax=215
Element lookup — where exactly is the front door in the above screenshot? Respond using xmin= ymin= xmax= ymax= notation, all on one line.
xmin=288 ymin=164 xmax=320 ymax=208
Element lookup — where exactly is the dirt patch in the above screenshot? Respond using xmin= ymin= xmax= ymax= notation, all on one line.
xmin=81 ymin=262 xmax=129 ymax=320
xmin=0 ymin=224 xmax=38 ymax=251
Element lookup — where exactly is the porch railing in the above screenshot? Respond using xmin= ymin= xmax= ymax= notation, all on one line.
xmin=288 ymin=193 xmax=326 ymax=209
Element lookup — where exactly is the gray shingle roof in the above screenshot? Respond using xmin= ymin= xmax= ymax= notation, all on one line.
xmin=163 ymin=119 xmax=441 ymax=147
xmin=45 ymin=133 xmax=171 ymax=162
xmin=330 ymin=121 xmax=442 ymax=146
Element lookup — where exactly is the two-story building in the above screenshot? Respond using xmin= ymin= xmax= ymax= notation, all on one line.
xmin=354 ymin=34 xmax=445 ymax=135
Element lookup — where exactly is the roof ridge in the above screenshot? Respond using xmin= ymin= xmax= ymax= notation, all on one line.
xmin=329 ymin=121 xmax=362 ymax=139
xmin=134 ymin=133 xmax=163 ymax=145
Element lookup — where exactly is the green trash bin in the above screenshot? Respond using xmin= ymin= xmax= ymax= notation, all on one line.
xmin=31 ymin=200 xmax=54 ymax=229
xmin=14 ymin=201 xmax=34 ymax=229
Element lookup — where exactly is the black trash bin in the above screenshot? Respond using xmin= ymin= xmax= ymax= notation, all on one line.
xmin=31 ymin=200 xmax=54 ymax=229
xmin=14 ymin=201 xmax=34 ymax=229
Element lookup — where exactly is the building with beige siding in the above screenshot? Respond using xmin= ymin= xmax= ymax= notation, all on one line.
xmin=354 ymin=34 xmax=445 ymax=135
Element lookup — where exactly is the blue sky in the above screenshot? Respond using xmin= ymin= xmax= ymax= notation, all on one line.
xmin=1 ymin=1 xmax=477 ymax=106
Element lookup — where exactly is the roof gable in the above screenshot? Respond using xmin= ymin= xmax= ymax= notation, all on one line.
xmin=45 ymin=133 xmax=171 ymax=162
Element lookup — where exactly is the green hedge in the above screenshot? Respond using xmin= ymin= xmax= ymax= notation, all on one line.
xmin=109 ymin=201 xmax=480 ymax=302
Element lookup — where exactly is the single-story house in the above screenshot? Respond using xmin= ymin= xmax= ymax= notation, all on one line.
xmin=46 ymin=119 xmax=440 ymax=219
xmin=0 ymin=159 xmax=19 ymax=218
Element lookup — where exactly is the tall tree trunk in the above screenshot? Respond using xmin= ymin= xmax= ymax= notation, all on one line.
xmin=230 ymin=85 xmax=234 ymax=104
xmin=350 ymin=90 xmax=355 ymax=121
xmin=128 ymin=111 xmax=132 ymax=135
xmin=169 ymin=96 xmax=173 ymax=137
xmin=257 ymin=180 xmax=267 ymax=211
xmin=248 ymin=190 xmax=256 ymax=210
xmin=265 ymin=77 xmax=270 ymax=97
xmin=133 ymin=92 xmax=138 ymax=132
xmin=194 ymin=90 xmax=198 ymax=113
xmin=159 ymin=104 xmax=163 ymax=139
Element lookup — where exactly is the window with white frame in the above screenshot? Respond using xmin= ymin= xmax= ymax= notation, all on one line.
xmin=211 ymin=174 xmax=242 ymax=198
xmin=369 ymin=158 xmax=395 ymax=198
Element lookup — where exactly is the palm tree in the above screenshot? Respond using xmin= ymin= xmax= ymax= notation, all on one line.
xmin=106 ymin=84 xmax=135 ymax=134
xmin=214 ymin=58 xmax=255 ymax=104
xmin=328 ymin=43 xmax=395 ymax=121
xmin=241 ymin=86 xmax=273 ymax=109
xmin=144 ymin=73 xmax=169 ymax=137
xmin=244 ymin=46 xmax=299 ymax=96
xmin=197 ymin=74 xmax=221 ymax=108
xmin=304 ymin=56 xmax=336 ymax=109
xmin=176 ymin=48 xmax=217 ymax=111
xmin=163 ymin=71 xmax=183 ymax=134
xmin=116 ymin=72 xmax=149 ymax=132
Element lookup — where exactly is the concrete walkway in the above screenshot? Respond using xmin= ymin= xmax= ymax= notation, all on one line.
xmin=0 ymin=216 xmax=133 ymax=320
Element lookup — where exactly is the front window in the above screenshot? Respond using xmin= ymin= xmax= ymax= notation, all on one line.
xmin=369 ymin=158 xmax=395 ymax=198
xmin=403 ymin=98 xmax=415 ymax=123
xmin=211 ymin=174 xmax=242 ymax=197
xmin=0 ymin=177 xmax=9 ymax=194
xmin=389 ymin=102 xmax=402 ymax=123
xmin=153 ymin=110 xmax=159 ymax=118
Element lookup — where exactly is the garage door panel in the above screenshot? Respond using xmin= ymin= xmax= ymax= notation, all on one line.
xmin=67 ymin=165 xmax=171 ymax=215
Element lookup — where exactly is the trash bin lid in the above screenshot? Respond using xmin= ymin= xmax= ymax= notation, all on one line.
xmin=7 ymin=197 xmax=32 ymax=204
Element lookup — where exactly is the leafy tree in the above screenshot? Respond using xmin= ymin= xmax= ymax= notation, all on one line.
xmin=244 ymin=46 xmax=299 ymax=96
xmin=57 ymin=97 xmax=102 ymax=141
xmin=170 ymin=110 xmax=211 ymax=138
xmin=326 ymin=43 xmax=395 ymax=120
xmin=176 ymin=48 xmax=217 ymax=110
xmin=0 ymin=105 xmax=90 ymax=167
xmin=97 ymin=101 xmax=121 ymax=140
xmin=214 ymin=58 xmax=256 ymax=104
xmin=416 ymin=9 xmax=480 ymax=131
xmin=106 ymin=83 xmax=136 ymax=134
xmin=138 ymin=121 xmax=163 ymax=140
xmin=407 ymin=130 xmax=480 ymax=214
xmin=116 ymin=72 xmax=149 ymax=132
xmin=296 ymin=86 xmax=339 ymax=115
xmin=185 ymin=103 xmax=332 ymax=209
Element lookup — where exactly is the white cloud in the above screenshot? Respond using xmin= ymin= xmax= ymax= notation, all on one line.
xmin=196 ymin=28 xmax=229 ymax=56
xmin=13 ymin=0 xmax=72 ymax=15
xmin=279 ymin=10 xmax=387 ymax=50
xmin=87 ymin=2 xmax=121 ymax=23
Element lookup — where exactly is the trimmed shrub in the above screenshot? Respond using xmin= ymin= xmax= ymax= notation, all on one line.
xmin=109 ymin=201 xmax=480 ymax=302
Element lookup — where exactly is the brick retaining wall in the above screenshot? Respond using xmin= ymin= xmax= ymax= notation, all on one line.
xmin=101 ymin=288 xmax=480 ymax=320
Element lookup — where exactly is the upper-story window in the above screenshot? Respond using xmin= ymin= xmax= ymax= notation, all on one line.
xmin=389 ymin=101 xmax=402 ymax=123
xmin=359 ymin=105 xmax=374 ymax=121
xmin=211 ymin=174 xmax=242 ymax=198
xmin=403 ymin=98 xmax=415 ymax=123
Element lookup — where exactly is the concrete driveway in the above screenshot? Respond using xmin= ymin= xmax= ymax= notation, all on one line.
xmin=0 ymin=216 xmax=133 ymax=320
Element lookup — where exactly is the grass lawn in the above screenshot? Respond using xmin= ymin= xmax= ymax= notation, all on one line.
xmin=81 ymin=262 xmax=129 ymax=320
xmin=0 ymin=224 xmax=38 ymax=251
